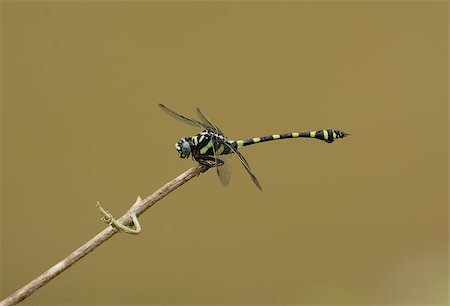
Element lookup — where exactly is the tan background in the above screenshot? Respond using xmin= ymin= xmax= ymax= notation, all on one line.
xmin=1 ymin=2 xmax=448 ymax=305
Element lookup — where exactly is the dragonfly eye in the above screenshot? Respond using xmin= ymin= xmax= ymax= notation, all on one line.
xmin=175 ymin=138 xmax=191 ymax=158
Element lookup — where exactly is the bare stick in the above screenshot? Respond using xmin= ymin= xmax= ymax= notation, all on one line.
xmin=0 ymin=164 xmax=209 ymax=306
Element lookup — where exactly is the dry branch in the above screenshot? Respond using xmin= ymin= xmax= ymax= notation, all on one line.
xmin=0 ymin=164 xmax=209 ymax=306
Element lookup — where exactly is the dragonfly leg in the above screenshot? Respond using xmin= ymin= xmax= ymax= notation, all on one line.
xmin=214 ymin=159 xmax=224 ymax=167
xmin=194 ymin=155 xmax=224 ymax=168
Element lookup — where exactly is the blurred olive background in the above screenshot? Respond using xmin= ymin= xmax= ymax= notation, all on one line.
xmin=1 ymin=2 xmax=447 ymax=305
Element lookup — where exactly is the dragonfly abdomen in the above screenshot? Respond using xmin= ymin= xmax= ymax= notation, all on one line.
xmin=236 ymin=129 xmax=349 ymax=148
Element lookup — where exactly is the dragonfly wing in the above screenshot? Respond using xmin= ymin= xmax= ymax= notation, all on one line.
xmin=224 ymin=142 xmax=262 ymax=190
xmin=211 ymin=136 xmax=232 ymax=186
xmin=196 ymin=107 xmax=224 ymax=135
xmin=217 ymin=151 xmax=232 ymax=187
xmin=159 ymin=104 xmax=209 ymax=130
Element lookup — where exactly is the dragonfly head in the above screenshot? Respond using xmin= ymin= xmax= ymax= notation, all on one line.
xmin=175 ymin=137 xmax=191 ymax=158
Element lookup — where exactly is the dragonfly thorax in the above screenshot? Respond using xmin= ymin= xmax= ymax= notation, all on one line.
xmin=175 ymin=137 xmax=192 ymax=158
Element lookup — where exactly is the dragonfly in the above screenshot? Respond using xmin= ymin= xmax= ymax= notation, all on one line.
xmin=159 ymin=104 xmax=349 ymax=190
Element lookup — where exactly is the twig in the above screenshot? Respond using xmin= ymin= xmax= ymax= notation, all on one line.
xmin=0 ymin=164 xmax=209 ymax=306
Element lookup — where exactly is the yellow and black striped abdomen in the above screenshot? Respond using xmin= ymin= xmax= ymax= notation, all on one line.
xmin=237 ymin=129 xmax=349 ymax=148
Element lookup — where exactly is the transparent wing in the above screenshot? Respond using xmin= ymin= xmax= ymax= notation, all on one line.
xmin=159 ymin=104 xmax=210 ymax=130
xmin=224 ymin=142 xmax=262 ymax=190
xmin=217 ymin=152 xmax=233 ymax=187
xmin=196 ymin=107 xmax=224 ymax=135
xmin=210 ymin=137 xmax=232 ymax=187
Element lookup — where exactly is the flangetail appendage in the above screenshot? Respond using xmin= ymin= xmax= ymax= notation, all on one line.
xmin=310 ymin=129 xmax=350 ymax=143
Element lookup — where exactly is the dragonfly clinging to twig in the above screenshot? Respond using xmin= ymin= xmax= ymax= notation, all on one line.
xmin=159 ymin=104 xmax=349 ymax=190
